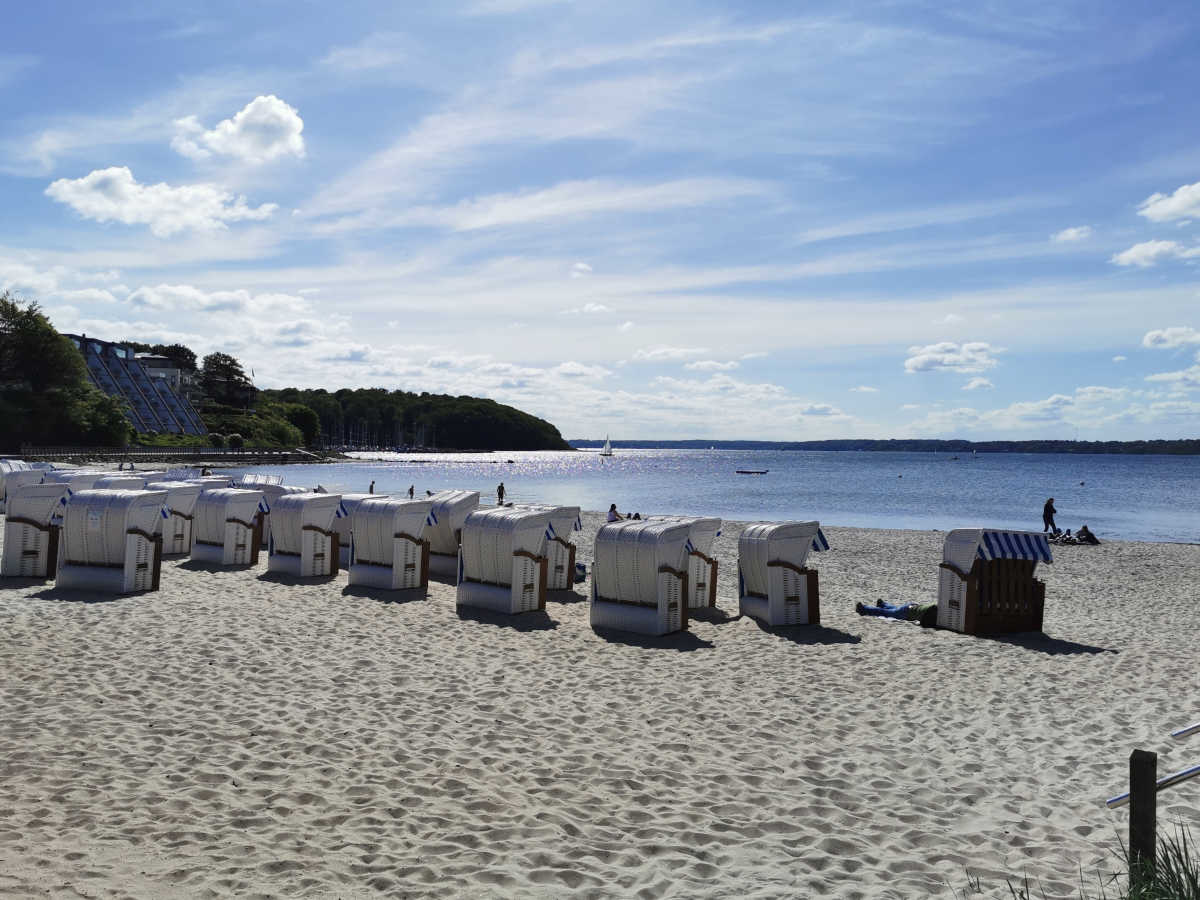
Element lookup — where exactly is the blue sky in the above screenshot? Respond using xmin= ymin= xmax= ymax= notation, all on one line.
xmin=3 ymin=0 xmax=1200 ymax=440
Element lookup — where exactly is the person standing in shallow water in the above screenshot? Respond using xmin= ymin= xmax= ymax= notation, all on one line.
xmin=369 ymin=480 xmax=375 ymax=494
xmin=1043 ymin=497 xmax=1057 ymax=533
xmin=408 ymin=485 xmax=414 ymax=499
xmin=497 ymin=482 xmax=505 ymax=505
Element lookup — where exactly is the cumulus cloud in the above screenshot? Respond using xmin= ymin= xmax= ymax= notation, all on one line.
xmin=1137 ymin=181 xmax=1200 ymax=223
xmin=553 ymin=361 xmax=611 ymax=378
xmin=45 ymin=167 xmax=276 ymax=237
xmin=570 ymin=262 xmax=593 ymax=278
xmin=684 ymin=359 xmax=739 ymax=372
xmin=1050 ymin=225 xmax=1092 ymax=242
xmin=904 ymin=341 xmax=1001 ymax=374
xmin=1111 ymin=240 xmax=1200 ymax=267
xmin=633 ymin=345 xmax=708 ymax=362
xmin=1142 ymin=326 xmax=1200 ymax=348
xmin=963 ymin=377 xmax=993 ymax=391
xmin=172 ymin=95 xmax=305 ymax=164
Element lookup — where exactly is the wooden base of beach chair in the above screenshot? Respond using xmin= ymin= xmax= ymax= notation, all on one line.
xmin=938 ymin=558 xmax=1044 ymax=634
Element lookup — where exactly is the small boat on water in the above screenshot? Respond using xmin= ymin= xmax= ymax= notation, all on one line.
xmin=599 ymin=436 xmax=613 ymax=457
xmin=736 ymin=469 xmax=769 ymax=475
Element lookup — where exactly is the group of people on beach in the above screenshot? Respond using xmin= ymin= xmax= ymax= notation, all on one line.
xmin=1042 ymin=497 xmax=1100 ymax=545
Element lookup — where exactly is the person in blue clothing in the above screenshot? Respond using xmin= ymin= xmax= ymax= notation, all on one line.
xmin=855 ymin=599 xmax=939 ymax=628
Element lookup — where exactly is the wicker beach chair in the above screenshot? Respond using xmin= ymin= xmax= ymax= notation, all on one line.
xmin=936 ymin=529 xmax=1053 ymax=634
xmin=145 ymin=481 xmax=203 ymax=557
xmin=347 ymin=498 xmax=433 ymax=590
xmin=1 ymin=483 xmax=69 ymax=578
xmin=425 ymin=489 xmax=480 ymax=577
xmin=253 ymin=483 xmax=308 ymax=549
xmin=737 ymin=521 xmax=829 ymax=626
xmin=187 ymin=475 xmax=234 ymax=490
xmin=590 ymin=518 xmax=693 ymax=635
xmin=519 ymin=505 xmax=582 ymax=590
xmin=0 ymin=469 xmax=44 ymax=516
xmin=456 ymin=507 xmax=553 ymax=614
xmin=0 ymin=459 xmax=35 ymax=514
xmin=652 ymin=515 xmax=722 ymax=610
xmin=93 ymin=475 xmax=150 ymax=491
xmin=266 ymin=493 xmax=345 ymax=578
xmin=333 ymin=492 xmax=389 ymax=568
xmin=190 ymin=488 xmax=267 ymax=566
xmin=55 ymin=489 xmax=169 ymax=594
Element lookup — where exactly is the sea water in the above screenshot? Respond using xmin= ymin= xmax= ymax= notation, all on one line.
xmin=222 ymin=449 xmax=1200 ymax=543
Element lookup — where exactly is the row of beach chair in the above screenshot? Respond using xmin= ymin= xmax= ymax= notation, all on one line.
xmin=1 ymin=470 xmax=1053 ymax=638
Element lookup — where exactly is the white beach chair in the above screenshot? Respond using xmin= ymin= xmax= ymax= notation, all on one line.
xmin=190 ymin=488 xmax=267 ymax=566
xmin=0 ymin=459 xmax=34 ymax=514
xmin=426 ymin=489 xmax=480 ymax=577
xmin=0 ymin=469 xmax=45 ymax=515
xmin=253 ymin=483 xmax=307 ymax=548
xmin=55 ymin=489 xmax=169 ymax=594
xmin=93 ymin=475 xmax=150 ymax=490
xmin=937 ymin=529 xmax=1052 ymax=634
xmin=348 ymin=498 xmax=434 ymax=591
xmin=333 ymin=492 xmax=389 ymax=568
xmin=737 ymin=521 xmax=828 ymax=626
xmin=145 ymin=481 xmax=203 ymax=557
xmin=41 ymin=471 xmax=107 ymax=492
xmin=1 ymin=483 xmax=69 ymax=578
xmin=653 ymin=515 xmax=722 ymax=610
xmin=266 ymin=493 xmax=345 ymax=578
xmin=187 ymin=475 xmax=234 ymax=491
xmin=519 ymin=505 xmax=582 ymax=590
xmin=456 ymin=507 xmax=553 ymax=614
xmin=590 ymin=519 xmax=693 ymax=635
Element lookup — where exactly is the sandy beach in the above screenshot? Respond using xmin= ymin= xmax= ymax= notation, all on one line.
xmin=1 ymin=511 xmax=1198 ymax=899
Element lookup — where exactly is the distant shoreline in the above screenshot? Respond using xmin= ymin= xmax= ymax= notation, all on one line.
xmin=568 ymin=438 xmax=1200 ymax=456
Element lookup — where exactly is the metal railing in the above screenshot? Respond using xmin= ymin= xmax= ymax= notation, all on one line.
xmin=1105 ymin=721 xmax=1198 ymax=889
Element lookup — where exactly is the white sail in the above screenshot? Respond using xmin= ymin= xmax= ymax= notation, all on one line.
xmin=600 ymin=436 xmax=613 ymax=456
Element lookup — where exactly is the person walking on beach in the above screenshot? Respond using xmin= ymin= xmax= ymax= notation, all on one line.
xmin=1042 ymin=497 xmax=1057 ymax=533
xmin=369 ymin=480 xmax=375 ymax=494
xmin=497 ymin=482 xmax=505 ymax=505
xmin=408 ymin=485 xmax=414 ymax=499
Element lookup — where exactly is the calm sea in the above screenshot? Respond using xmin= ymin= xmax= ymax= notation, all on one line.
xmin=222 ymin=449 xmax=1200 ymax=544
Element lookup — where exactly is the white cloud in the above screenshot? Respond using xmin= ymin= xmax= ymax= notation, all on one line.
xmin=684 ymin=359 xmax=739 ymax=371
xmin=1142 ymin=326 xmax=1200 ymax=348
xmin=45 ymin=167 xmax=276 ymax=237
xmin=172 ymin=95 xmax=305 ymax=164
xmin=1111 ymin=240 xmax=1200 ymax=267
xmin=963 ymin=377 xmax=993 ymax=390
xmin=904 ymin=341 xmax=1001 ymax=374
xmin=937 ymin=313 xmax=965 ymax=325
xmin=1112 ymin=355 xmax=1126 ymax=362
xmin=1145 ymin=358 xmax=1200 ymax=390
xmin=562 ymin=301 xmax=611 ymax=315
xmin=799 ymin=403 xmax=842 ymax=417
xmin=1051 ymin=225 xmax=1092 ymax=242
xmin=321 ymin=33 xmax=410 ymax=71
xmin=849 ymin=385 xmax=878 ymax=393
xmin=553 ymin=361 xmax=611 ymax=379
xmin=618 ymin=321 xmax=634 ymax=332
xmin=740 ymin=351 xmax=768 ymax=360
xmin=633 ymin=345 xmax=708 ymax=362
xmin=570 ymin=262 xmax=593 ymax=278
xmin=1137 ymin=181 xmax=1200 ymax=223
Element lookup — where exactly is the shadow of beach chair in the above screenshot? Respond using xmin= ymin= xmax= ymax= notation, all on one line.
xmin=937 ymin=528 xmax=1053 ymax=635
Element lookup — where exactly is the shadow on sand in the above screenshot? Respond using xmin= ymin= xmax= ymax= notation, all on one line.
xmin=176 ymin=559 xmax=256 ymax=573
xmin=546 ymin=588 xmax=588 ymax=605
xmin=689 ymin=606 xmax=742 ymax=626
xmin=751 ymin=620 xmax=862 ymax=645
xmin=989 ymin=632 xmax=1115 ymax=655
xmin=256 ymin=571 xmax=339 ymax=587
xmin=27 ymin=586 xmax=120 ymax=604
xmin=455 ymin=606 xmax=559 ymax=632
xmin=592 ymin=627 xmax=715 ymax=652
xmin=341 ymin=584 xmax=428 ymax=605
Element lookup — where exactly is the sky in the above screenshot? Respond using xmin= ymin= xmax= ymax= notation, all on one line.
xmin=2 ymin=0 xmax=1200 ymax=442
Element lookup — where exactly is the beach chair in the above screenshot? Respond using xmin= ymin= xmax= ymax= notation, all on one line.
xmin=520 ymin=505 xmax=582 ymax=590
xmin=55 ymin=489 xmax=169 ymax=594
xmin=93 ymin=475 xmax=149 ymax=490
xmin=254 ymin=483 xmax=307 ymax=548
xmin=426 ymin=489 xmax=480 ymax=577
xmin=737 ymin=521 xmax=828 ymax=626
xmin=0 ymin=460 xmax=34 ymax=514
xmin=937 ymin=529 xmax=1052 ymax=634
xmin=145 ymin=481 xmax=203 ymax=557
xmin=0 ymin=469 xmax=44 ymax=515
xmin=266 ymin=493 xmax=345 ymax=577
xmin=188 ymin=475 xmax=234 ymax=490
xmin=653 ymin=515 xmax=722 ymax=610
xmin=333 ymin=492 xmax=389 ymax=568
xmin=41 ymin=471 xmax=107 ymax=493
xmin=348 ymin=498 xmax=434 ymax=590
xmin=190 ymin=488 xmax=267 ymax=566
xmin=456 ymin=507 xmax=552 ymax=614
xmin=590 ymin=518 xmax=693 ymax=635
xmin=1 ymin=483 xmax=69 ymax=578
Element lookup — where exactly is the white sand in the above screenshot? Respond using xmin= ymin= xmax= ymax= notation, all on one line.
xmin=1 ymin=511 xmax=1197 ymax=899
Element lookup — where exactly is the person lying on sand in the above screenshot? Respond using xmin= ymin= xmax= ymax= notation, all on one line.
xmin=855 ymin=599 xmax=939 ymax=627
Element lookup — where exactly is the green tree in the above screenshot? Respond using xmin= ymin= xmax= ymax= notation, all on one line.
xmin=200 ymin=352 xmax=254 ymax=407
xmin=282 ymin=402 xmax=320 ymax=446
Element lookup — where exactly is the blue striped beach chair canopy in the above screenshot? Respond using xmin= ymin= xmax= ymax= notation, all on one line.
xmin=943 ymin=528 xmax=1053 ymax=573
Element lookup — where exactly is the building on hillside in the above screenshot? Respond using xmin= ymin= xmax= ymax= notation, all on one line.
xmin=64 ymin=334 xmax=208 ymax=436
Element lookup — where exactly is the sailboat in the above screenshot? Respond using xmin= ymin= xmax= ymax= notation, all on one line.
xmin=599 ymin=436 xmax=614 ymax=457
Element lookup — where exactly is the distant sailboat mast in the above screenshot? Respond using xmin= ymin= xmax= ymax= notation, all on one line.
xmin=600 ymin=435 xmax=613 ymax=457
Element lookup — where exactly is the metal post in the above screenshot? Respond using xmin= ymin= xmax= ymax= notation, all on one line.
xmin=1129 ymin=749 xmax=1157 ymax=889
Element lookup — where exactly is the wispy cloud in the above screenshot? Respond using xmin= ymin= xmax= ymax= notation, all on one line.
xmin=1051 ymin=225 xmax=1092 ymax=242
xmin=1112 ymin=240 xmax=1200 ymax=267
